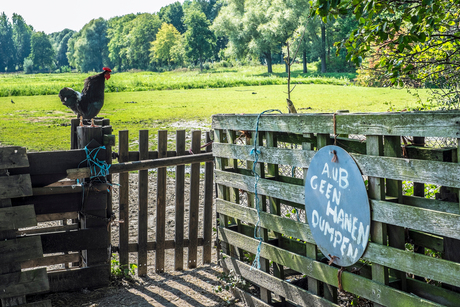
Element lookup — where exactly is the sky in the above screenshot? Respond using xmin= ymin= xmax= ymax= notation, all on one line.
xmin=2 ymin=0 xmax=183 ymax=34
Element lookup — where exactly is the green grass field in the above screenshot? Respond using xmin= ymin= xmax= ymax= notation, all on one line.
xmin=0 ymin=65 xmax=429 ymax=152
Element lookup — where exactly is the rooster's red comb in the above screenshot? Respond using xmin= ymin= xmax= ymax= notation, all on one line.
xmin=103 ymin=67 xmax=112 ymax=72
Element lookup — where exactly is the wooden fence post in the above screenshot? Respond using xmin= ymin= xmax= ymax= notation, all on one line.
xmin=367 ymin=135 xmax=389 ymax=307
xmin=138 ymin=130 xmax=149 ymax=276
xmin=188 ymin=131 xmax=201 ymax=268
xmin=175 ymin=130 xmax=186 ymax=270
xmin=203 ymin=131 xmax=214 ymax=264
xmin=156 ymin=130 xmax=167 ymax=273
xmin=118 ymin=130 xmax=130 ymax=268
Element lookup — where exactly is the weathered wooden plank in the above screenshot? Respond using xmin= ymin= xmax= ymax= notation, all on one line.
xmin=47 ymin=264 xmax=109 ymax=292
xmin=218 ymin=227 xmax=442 ymax=307
xmin=408 ymin=230 xmax=443 ymax=252
xmin=40 ymin=227 xmax=109 ymax=254
xmin=32 ymin=185 xmax=82 ymax=196
xmin=212 ymin=111 xmax=460 ymax=138
xmin=0 ymin=174 xmax=33 ymax=199
xmin=188 ymin=131 xmax=201 ymax=269
xmin=17 ymin=224 xmax=79 ymax=236
xmin=402 ymin=195 xmax=459 ymax=214
xmin=363 ymin=242 xmax=460 ymax=288
xmin=215 ymin=170 xmax=304 ymax=204
xmin=372 ymin=199 xmax=460 ymax=240
xmin=0 ymin=236 xmax=43 ymax=272
xmin=12 ymin=192 xmax=81 ymax=215
xmin=213 ymin=142 xmax=460 ymax=188
xmin=16 ymin=299 xmax=52 ymax=307
xmin=21 ymin=253 xmax=80 ymax=269
xmin=231 ymin=287 xmax=273 ymax=307
xmin=217 ymin=199 xmax=460 ymax=288
xmin=202 ymin=131 xmax=213 ymax=264
xmin=0 ymin=205 xmax=37 ymax=230
xmin=10 ymin=149 xmax=89 ymax=187
xmin=0 ymin=269 xmax=49 ymax=299
xmin=406 ymin=277 xmax=460 ymax=307
xmin=221 ymin=256 xmax=339 ymax=307
xmin=118 ymin=130 xmax=130 ymax=268
xmin=0 ymin=147 xmax=29 ymax=169
xmin=137 ymin=130 xmax=148 ymax=276
xmin=175 ymin=130 xmax=186 ymax=271
xmin=36 ymin=212 xmax=78 ymax=222
xmin=217 ymin=199 xmax=315 ymax=244
xmin=156 ymin=130 xmax=167 ymax=273
xmin=66 ymin=152 xmax=214 ymax=179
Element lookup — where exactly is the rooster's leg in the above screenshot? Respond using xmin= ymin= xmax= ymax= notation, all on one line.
xmin=79 ymin=116 xmax=84 ymax=126
xmin=90 ymin=118 xmax=97 ymax=127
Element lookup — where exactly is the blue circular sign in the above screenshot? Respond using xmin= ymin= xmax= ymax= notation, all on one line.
xmin=305 ymin=145 xmax=370 ymax=267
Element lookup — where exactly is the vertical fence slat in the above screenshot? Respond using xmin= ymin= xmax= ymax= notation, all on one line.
xmin=367 ymin=135 xmax=389 ymax=307
xmin=118 ymin=130 xmax=130 ymax=268
xmin=156 ymin=130 xmax=167 ymax=273
xmin=138 ymin=130 xmax=149 ymax=276
xmin=214 ymin=129 xmax=230 ymax=263
xmin=385 ymin=135 xmax=406 ymax=291
xmin=228 ymin=130 xmax=243 ymax=260
xmin=303 ymin=135 xmax=321 ymax=296
xmin=188 ymin=131 xmax=201 ymax=269
xmin=203 ymin=132 xmax=213 ymax=264
xmin=175 ymin=130 xmax=186 ymax=271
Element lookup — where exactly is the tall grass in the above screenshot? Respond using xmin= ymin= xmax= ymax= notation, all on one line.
xmin=0 ymin=64 xmax=355 ymax=97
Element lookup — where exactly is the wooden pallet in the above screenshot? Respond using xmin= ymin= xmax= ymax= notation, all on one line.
xmin=0 ymin=146 xmax=51 ymax=307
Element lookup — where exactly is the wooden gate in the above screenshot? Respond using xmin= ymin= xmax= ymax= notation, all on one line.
xmin=113 ymin=129 xmax=214 ymax=276
xmin=213 ymin=111 xmax=460 ymax=307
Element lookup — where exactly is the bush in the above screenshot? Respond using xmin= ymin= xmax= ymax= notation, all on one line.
xmin=315 ymin=56 xmax=356 ymax=73
xmin=24 ymin=58 xmax=34 ymax=74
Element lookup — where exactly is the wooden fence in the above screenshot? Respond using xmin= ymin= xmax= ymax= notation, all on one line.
xmin=112 ymin=128 xmax=214 ymax=275
xmin=212 ymin=111 xmax=460 ymax=307
xmin=0 ymin=117 xmax=214 ymax=304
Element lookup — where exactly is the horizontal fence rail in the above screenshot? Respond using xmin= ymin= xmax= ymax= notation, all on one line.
xmin=212 ymin=111 xmax=460 ymax=307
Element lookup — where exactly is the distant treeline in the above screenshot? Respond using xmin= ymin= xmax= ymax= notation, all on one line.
xmin=0 ymin=0 xmax=358 ymax=74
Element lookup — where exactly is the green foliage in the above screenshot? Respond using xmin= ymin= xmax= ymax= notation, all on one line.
xmin=214 ymin=269 xmax=249 ymax=294
xmin=110 ymin=254 xmax=137 ymax=280
xmin=0 ymin=12 xmax=17 ymax=72
xmin=12 ymin=14 xmax=32 ymax=70
xmin=150 ymin=23 xmax=182 ymax=65
xmin=30 ymin=31 xmax=54 ymax=71
xmin=159 ymin=1 xmax=186 ymax=34
xmin=67 ymin=18 xmax=109 ymax=72
xmin=183 ymin=5 xmax=216 ymax=71
xmin=311 ymin=0 xmax=460 ymax=108
xmin=23 ymin=58 xmax=33 ymax=74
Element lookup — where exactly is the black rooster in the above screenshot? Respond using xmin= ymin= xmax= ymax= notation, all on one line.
xmin=59 ymin=67 xmax=111 ymax=126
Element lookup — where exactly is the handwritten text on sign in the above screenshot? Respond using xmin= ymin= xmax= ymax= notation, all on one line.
xmin=305 ymin=145 xmax=370 ymax=267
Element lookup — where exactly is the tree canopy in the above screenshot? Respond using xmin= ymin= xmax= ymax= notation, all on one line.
xmin=311 ymin=0 xmax=460 ymax=107
xmin=30 ymin=31 xmax=54 ymax=70
xmin=150 ymin=23 xmax=181 ymax=65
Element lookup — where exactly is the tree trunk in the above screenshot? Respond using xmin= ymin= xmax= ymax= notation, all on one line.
xmin=303 ymin=49 xmax=307 ymax=73
xmin=321 ymin=22 xmax=327 ymax=73
xmin=200 ymin=56 xmax=203 ymax=72
xmin=266 ymin=52 xmax=273 ymax=74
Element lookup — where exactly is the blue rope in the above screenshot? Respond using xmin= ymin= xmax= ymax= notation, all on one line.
xmin=250 ymin=109 xmax=282 ymax=270
xmin=78 ymin=145 xmax=113 ymax=191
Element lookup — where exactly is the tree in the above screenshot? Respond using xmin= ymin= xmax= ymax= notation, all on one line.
xmin=30 ymin=31 xmax=54 ymax=71
xmin=183 ymin=5 xmax=215 ymax=71
xmin=49 ymin=29 xmax=75 ymax=69
xmin=0 ymin=12 xmax=16 ymax=72
xmin=213 ymin=0 xmax=309 ymax=73
xmin=67 ymin=18 xmax=109 ymax=72
xmin=12 ymin=14 xmax=32 ymax=70
xmin=311 ymin=0 xmax=460 ymax=107
xmin=150 ymin=23 xmax=181 ymax=66
xmin=107 ymin=14 xmax=137 ymax=71
xmin=159 ymin=2 xmax=185 ymax=34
